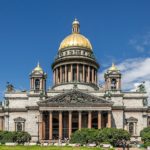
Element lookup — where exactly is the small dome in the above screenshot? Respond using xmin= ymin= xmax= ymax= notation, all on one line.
xmin=108 ymin=63 xmax=118 ymax=71
xmin=32 ymin=62 xmax=44 ymax=74
xmin=59 ymin=19 xmax=92 ymax=51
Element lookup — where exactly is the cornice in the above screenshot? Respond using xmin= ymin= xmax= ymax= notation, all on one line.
xmin=52 ymin=82 xmax=99 ymax=90
xmin=52 ymin=56 xmax=99 ymax=69
xmin=112 ymin=106 xmax=125 ymax=110
xmin=4 ymin=108 xmax=27 ymax=112
xmin=26 ymin=106 xmax=39 ymax=110
xmin=5 ymin=97 xmax=28 ymax=100
xmin=124 ymin=107 xmax=148 ymax=112
xmin=123 ymin=96 xmax=148 ymax=99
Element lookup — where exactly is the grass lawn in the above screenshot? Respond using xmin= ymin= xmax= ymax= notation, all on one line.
xmin=0 ymin=146 xmax=103 ymax=150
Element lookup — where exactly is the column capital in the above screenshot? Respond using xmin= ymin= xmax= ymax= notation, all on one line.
xmin=98 ymin=110 xmax=102 ymax=112
xmin=49 ymin=110 xmax=53 ymax=112
xmin=68 ymin=110 xmax=72 ymax=113
xmin=107 ymin=110 xmax=112 ymax=112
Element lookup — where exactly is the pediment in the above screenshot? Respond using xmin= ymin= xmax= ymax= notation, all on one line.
xmin=38 ymin=89 xmax=113 ymax=106
xmin=14 ymin=117 xmax=26 ymax=122
xmin=126 ymin=117 xmax=138 ymax=122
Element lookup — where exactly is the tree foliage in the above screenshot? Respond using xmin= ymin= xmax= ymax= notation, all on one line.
xmin=140 ymin=127 xmax=150 ymax=147
xmin=70 ymin=128 xmax=130 ymax=146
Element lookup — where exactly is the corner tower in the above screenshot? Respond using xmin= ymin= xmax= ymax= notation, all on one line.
xmin=52 ymin=19 xmax=99 ymax=90
xmin=104 ymin=63 xmax=121 ymax=91
xmin=30 ymin=62 xmax=47 ymax=93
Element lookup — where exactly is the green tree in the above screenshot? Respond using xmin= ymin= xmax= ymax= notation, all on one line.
xmin=140 ymin=127 xmax=150 ymax=147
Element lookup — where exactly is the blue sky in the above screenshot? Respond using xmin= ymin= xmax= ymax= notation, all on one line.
xmin=0 ymin=0 xmax=150 ymax=99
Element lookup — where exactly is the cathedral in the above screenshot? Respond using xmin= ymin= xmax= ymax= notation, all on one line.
xmin=0 ymin=19 xmax=149 ymax=142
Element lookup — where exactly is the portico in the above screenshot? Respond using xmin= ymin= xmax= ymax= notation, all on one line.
xmin=39 ymin=110 xmax=112 ymax=140
xmin=38 ymin=89 xmax=113 ymax=141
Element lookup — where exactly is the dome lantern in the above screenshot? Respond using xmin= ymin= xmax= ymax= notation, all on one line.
xmin=72 ymin=18 xmax=80 ymax=33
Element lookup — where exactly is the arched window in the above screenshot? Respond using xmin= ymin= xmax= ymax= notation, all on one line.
xmin=129 ymin=122 xmax=134 ymax=135
xmin=111 ymin=78 xmax=116 ymax=90
xmin=35 ymin=79 xmax=40 ymax=90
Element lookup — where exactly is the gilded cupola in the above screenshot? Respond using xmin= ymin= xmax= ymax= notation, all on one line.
xmin=59 ymin=19 xmax=92 ymax=51
xmin=32 ymin=62 xmax=44 ymax=74
xmin=108 ymin=63 xmax=119 ymax=72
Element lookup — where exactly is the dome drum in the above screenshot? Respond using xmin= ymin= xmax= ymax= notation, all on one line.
xmin=52 ymin=62 xmax=98 ymax=89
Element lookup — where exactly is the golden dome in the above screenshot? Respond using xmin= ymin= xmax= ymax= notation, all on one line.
xmin=108 ymin=63 xmax=118 ymax=71
xmin=59 ymin=19 xmax=92 ymax=51
xmin=32 ymin=62 xmax=44 ymax=74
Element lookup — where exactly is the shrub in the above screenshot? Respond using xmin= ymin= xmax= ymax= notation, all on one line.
xmin=70 ymin=128 xmax=130 ymax=146
xmin=0 ymin=131 xmax=31 ymax=144
xmin=144 ymin=142 xmax=150 ymax=147
xmin=70 ymin=128 xmax=98 ymax=145
xmin=16 ymin=132 xmax=31 ymax=144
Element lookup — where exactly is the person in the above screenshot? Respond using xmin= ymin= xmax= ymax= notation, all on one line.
xmin=122 ymin=139 xmax=126 ymax=150
xmin=126 ymin=140 xmax=130 ymax=150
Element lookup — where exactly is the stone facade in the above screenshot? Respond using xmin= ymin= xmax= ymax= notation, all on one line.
xmin=0 ymin=19 xmax=149 ymax=142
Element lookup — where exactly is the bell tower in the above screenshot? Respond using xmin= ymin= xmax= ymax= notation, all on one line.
xmin=30 ymin=62 xmax=47 ymax=93
xmin=104 ymin=63 xmax=121 ymax=91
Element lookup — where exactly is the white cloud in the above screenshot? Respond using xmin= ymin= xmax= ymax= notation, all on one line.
xmin=99 ymin=57 xmax=150 ymax=90
xmin=117 ymin=58 xmax=150 ymax=89
xmin=99 ymin=57 xmax=150 ymax=104
xmin=129 ymin=31 xmax=150 ymax=53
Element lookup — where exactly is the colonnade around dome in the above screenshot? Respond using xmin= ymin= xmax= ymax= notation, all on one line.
xmin=53 ymin=64 xmax=97 ymax=86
